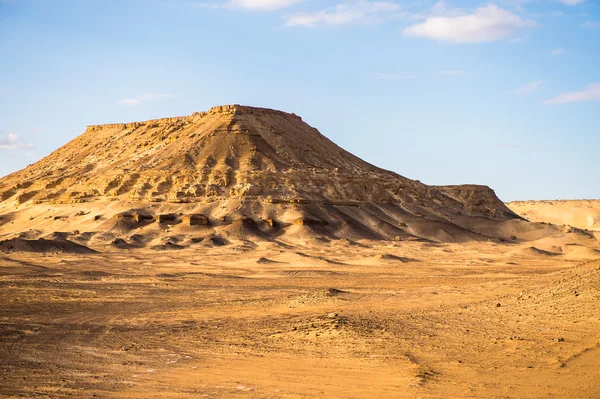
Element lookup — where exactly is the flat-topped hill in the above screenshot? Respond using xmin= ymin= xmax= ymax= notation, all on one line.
xmin=1 ymin=105 xmax=558 ymax=248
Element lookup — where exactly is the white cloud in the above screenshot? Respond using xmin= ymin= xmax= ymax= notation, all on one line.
xmin=403 ymin=4 xmax=536 ymax=43
xmin=438 ymin=70 xmax=467 ymax=76
xmin=543 ymin=83 xmax=600 ymax=105
xmin=374 ymin=72 xmax=417 ymax=80
xmin=514 ymin=80 xmax=542 ymax=94
xmin=285 ymin=1 xmax=402 ymax=27
xmin=0 ymin=132 xmax=34 ymax=150
xmin=227 ymin=0 xmax=303 ymax=11
xmin=118 ymin=93 xmax=173 ymax=107
xmin=556 ymin=0 xmax=584 ymax=5
xmin=550 ymin=48 xmax=565 ymax=56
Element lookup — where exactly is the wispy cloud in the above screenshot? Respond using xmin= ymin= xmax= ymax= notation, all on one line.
xmin=500 ymin=143 xmax=522 ymax=150
xmin=543 ymin=83 xmax=600 ymax=105
xmin=285 ymin=1 xmax=402 ymax=27
xmin=556 ymin=0 xmax=584 ymax=5
xmin=438 ymin=70 xmax=467 ymax=76
xmin=550 ymin=48 xmax=565 ymax=56
xmin=514 ymin=80 xmax=542 ymax=94
xmin=403 ymin=4 xmax=535 ymax=43
xmin=227 ymin=0 xmax=304 ymax=11
xmin=374 ymin=72 xmax=417 ymax=80
xmin=118 ymin=93 xmax=173 ymax=106
xmin=581 ymin=20 xmax=600 ymax=28
xmin=0 ymin=133 xmax=34 ymax=150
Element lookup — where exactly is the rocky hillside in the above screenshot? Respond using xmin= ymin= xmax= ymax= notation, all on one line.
xmin=0 ymin=105 xmax=538 ymax=245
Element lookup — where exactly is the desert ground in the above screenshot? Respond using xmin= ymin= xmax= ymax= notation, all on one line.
xmin=1 ymin=203 xmax=599 ymax=399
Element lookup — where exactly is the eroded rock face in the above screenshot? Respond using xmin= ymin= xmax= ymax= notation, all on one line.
xmin=0 ymin=105 xmax=522 ymax=242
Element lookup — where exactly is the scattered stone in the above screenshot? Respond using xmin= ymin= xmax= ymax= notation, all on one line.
xmin=326 ymin=288 xmax=346 ymax=296
xmin=294 ymin=217 xmax=327 ymax=226
xmin=182 ymin=214 xmax=209 ymax=226
xmin=257 ymin=257 xmax=278 ymax=264
xmin=263 ymin=218 xmax=276 ymax=227
xmin=134 ymin=212 xmax=154 ymax=223
xmin=158 ymin=214 xmax=178 ymax=223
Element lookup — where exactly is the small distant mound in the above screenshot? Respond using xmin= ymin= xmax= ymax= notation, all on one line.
xmin=522 ymin=246 xmax=561 ymax=257
xmin=219 ymin=217 xmax=271 ymax=240
xmin=105 ymin=217 xmax=144 ymax=234
xmin=377 ymin=254 xmax=420 ymax=263
xmin=44 ymin=231 xmax=72 ymax=241
xmin=151 ymin=242 xmax=186 ymax=251
xmin=128 ymin=234 xmax=150 ymax=245
xmin=17 ymin=230 xmax=43 ymax=240
xmin=208 ymin=236 xmax=229 ymax=246
xmin=326 ymin=288 xmax=347 ymax=296
xmin=257 ymin=257 xmax=280 ymax=264
xmin=0 ymin=238 xmax=97 ymax=254
xmin=111 ymin=238 xmax=137 ymax=249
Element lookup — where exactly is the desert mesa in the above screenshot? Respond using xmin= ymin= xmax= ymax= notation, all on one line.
xmin=0 ymin=104 xmax=571 ymax=248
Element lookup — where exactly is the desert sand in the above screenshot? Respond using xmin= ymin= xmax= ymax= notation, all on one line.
xmin=1 ymin=106 xmax=599 ymax=398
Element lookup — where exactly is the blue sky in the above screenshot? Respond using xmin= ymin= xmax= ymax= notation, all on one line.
xmin=0 ymin=0 xmax=598 ymax=201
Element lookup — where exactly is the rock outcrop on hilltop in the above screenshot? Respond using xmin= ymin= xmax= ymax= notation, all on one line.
xmin=0 ymin=105 xmax=535 ymax=245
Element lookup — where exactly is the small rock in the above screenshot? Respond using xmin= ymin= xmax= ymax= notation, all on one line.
xmin=496 ymin=303 xmax=502 ymax=308
xmin=556 ymin=337 xmax=565 ymax=342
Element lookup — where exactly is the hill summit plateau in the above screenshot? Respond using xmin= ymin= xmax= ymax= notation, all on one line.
xmin=0 ymin=105 xmax=546 ymax=248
